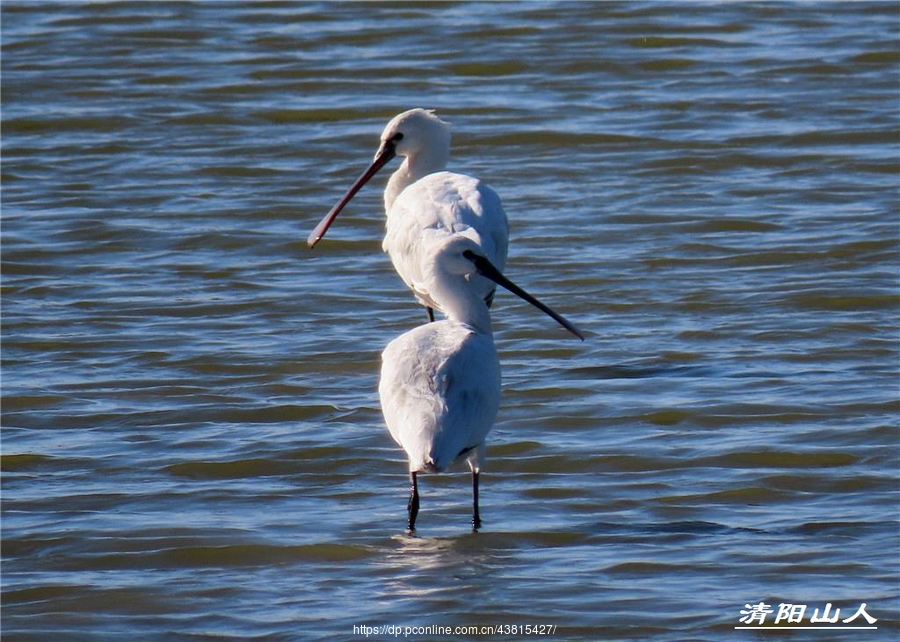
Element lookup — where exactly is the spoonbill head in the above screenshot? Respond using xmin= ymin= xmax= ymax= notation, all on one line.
xmin=308 ymin=109 xmax=509 ymax=321
xmin=378 ymin=232 xmax=582 ymax=532
xmin=379 ymin=108 xmax=451 ymax=212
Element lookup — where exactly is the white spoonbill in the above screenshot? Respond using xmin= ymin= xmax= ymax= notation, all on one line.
xmin=379 ymin=231 xmax=583 ymax=532
xmin=308 ymin=109 xmax=509 ymax=322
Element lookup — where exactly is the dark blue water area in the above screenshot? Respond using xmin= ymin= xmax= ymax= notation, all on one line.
xmin=2 ymin=2 xmax=898 ymax=640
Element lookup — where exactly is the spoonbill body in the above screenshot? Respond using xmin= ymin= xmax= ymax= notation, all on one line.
xmin=378 ymin=231 xmax=583 ymax=532
xmin=308 ymin=109 xmax=509 ymax=321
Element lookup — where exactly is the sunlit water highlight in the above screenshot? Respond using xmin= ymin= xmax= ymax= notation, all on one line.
xmin=2 ymin=2 xmax=898 ymax=640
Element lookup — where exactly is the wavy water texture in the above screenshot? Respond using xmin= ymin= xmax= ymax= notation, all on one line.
xmin=2 ymin=2 xmax=898 ymax=640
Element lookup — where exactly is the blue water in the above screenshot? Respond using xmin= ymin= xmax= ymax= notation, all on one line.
xmin=2 ymin=2 xmax=898 ymax=640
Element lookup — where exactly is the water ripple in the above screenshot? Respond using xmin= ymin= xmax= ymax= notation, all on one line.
xmin=3 ymin=2 xmax=898 ymax=640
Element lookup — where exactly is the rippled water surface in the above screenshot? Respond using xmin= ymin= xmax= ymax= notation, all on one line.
xmin=2 ymin=2 xmax=898 ymax=640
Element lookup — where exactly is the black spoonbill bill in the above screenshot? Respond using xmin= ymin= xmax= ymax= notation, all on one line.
xmin=308 ymin=109 xmax=509 ymax=322
xmin=378 ymin=230 xmax=583 ymax=532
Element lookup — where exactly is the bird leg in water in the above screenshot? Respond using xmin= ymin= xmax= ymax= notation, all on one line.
xmin=426 ymin=307 xmax=435 ymax=323
xmin=407 ymin=471 xmax=420 ymax=532
xmin=472 ymin=470 xmax=482 ymax=531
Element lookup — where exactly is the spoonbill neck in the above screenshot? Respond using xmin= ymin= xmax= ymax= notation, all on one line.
xmin=384 ymin=151 xmax=449 ymax=213
xmin=426 ymin=265 xmax=493 ymax=336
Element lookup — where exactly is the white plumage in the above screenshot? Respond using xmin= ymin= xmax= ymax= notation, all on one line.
xmin=379 ymin=316 xmax=499 ymax=474
xmin=309 ymin=108 xmax=583 ymax=532
xmin=309 ymin=109 xmax=509 ymax=320
xmin=377 ymin=232 xmax=583 ymax=532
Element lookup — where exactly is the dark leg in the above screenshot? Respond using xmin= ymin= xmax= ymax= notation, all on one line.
xmin=407 ymin=471 xmax=420 ymax=532
xmin=426 ymin=307 xmax=435 ymax=323
xmin=471 ymin=470 xmax=482 ymax=531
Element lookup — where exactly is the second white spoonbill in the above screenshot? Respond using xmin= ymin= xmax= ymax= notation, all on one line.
xmin=378 ymin=231 xmax=583 ymax=532
xmin=308 ymin=109 xmax=509 ymax=322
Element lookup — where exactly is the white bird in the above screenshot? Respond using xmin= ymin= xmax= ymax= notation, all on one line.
xmin=378 ymin=231 xmax=583 ymax=532
xmin=308 ymin=108 xmax=509 ymax=322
